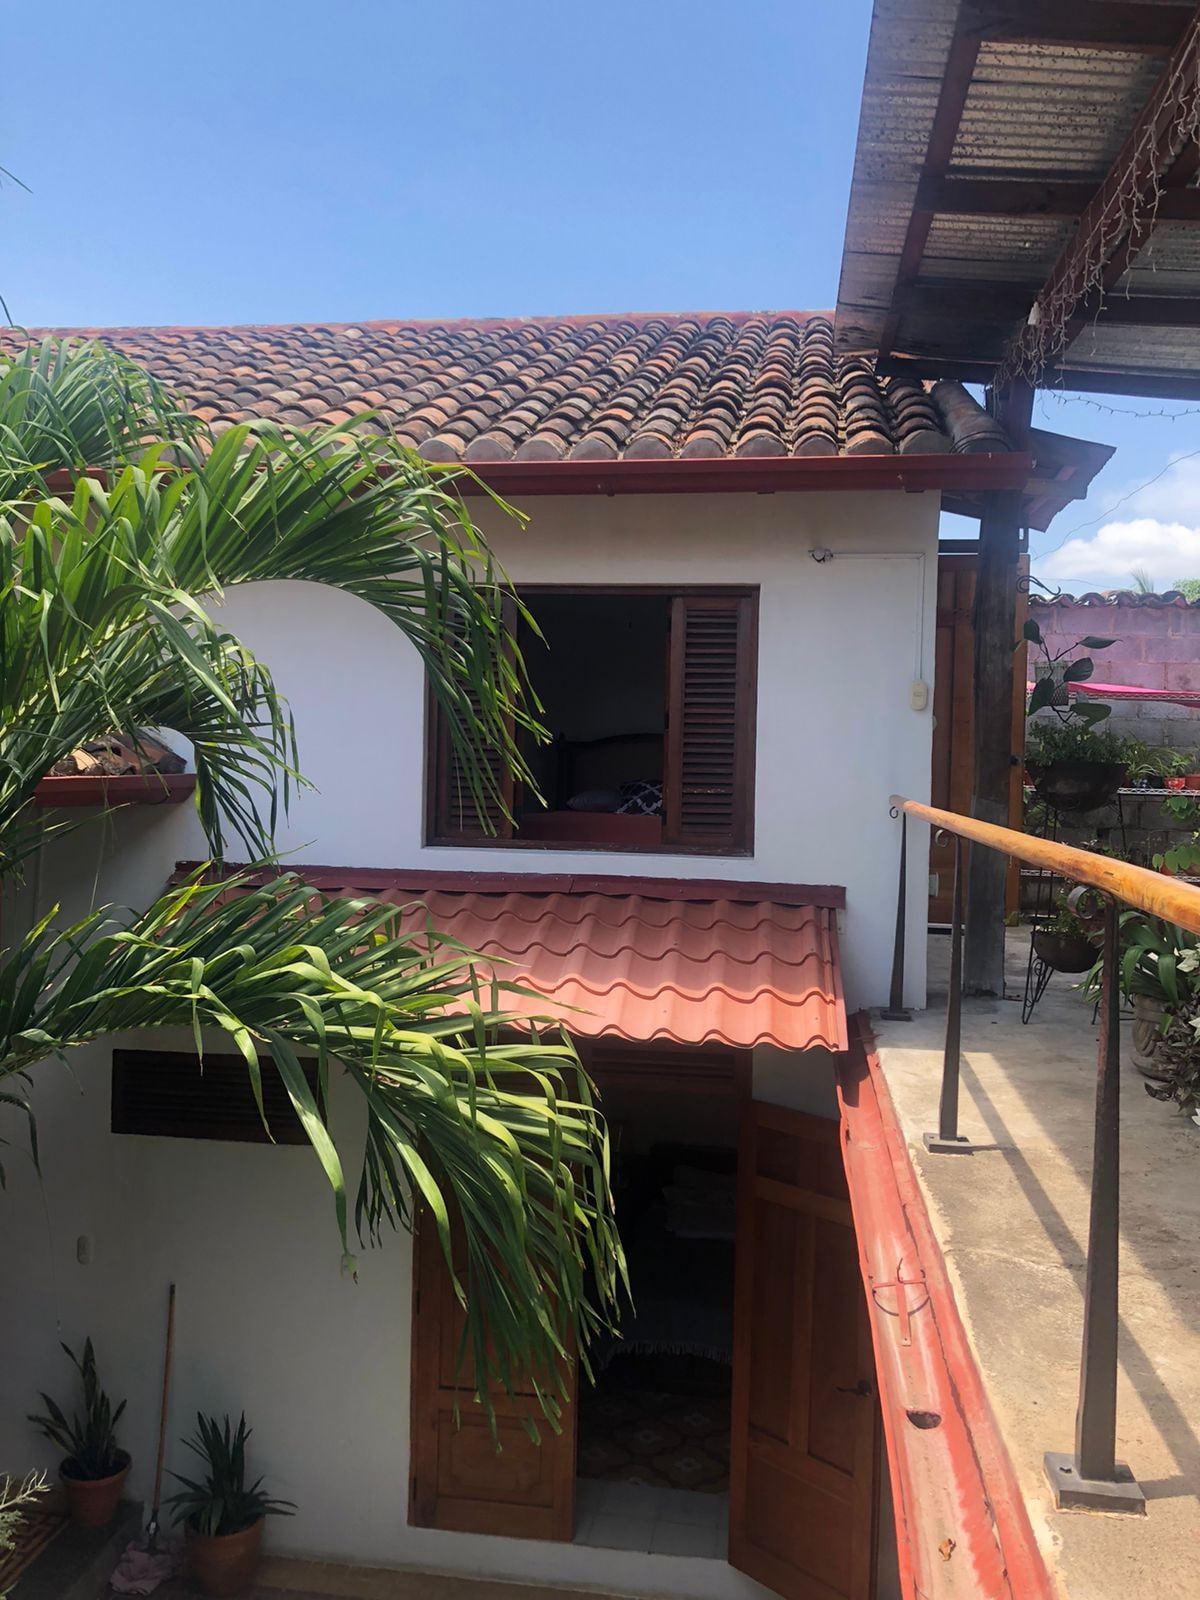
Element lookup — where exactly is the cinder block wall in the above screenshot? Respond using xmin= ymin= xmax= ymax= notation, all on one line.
xmin=1030 ymin=598 xmax=1200 ymax=752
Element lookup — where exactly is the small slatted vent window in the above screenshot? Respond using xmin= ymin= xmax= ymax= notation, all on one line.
xmin=111 ymin=1050 xmax=318 ymax=1145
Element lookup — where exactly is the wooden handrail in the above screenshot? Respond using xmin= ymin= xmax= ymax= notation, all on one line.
xmin=891 ymin=794 xmax=1200 ymax=937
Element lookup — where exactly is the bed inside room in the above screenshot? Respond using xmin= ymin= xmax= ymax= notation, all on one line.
xmin=516 ymin=590 xmax=668 ymax=846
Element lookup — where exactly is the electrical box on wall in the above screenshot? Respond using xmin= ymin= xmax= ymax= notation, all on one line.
xmin=910 ymin=679 xmax=930 ymax=712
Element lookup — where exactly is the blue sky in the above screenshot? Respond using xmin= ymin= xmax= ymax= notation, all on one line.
xmin=6 ymin=0 xmax=1200 ymax=592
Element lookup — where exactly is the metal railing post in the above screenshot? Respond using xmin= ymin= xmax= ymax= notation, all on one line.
xmin=924 ymin=834 xmax=977 ymax=1153
xmin=1044 ymin=896 xmax=1145 ymax=1513
xmin=881 ymin=808 xmax=912 ymax=1021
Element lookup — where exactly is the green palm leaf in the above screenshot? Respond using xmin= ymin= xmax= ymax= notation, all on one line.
xmin=0 ymin=338 xmax=623 ymax=1417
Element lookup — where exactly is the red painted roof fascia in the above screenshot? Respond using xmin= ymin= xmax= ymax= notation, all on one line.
xmin=35 ymin=774 xmax=196 ymax=808
xmin=456 ymin=452 xmax=1033 ymax=498
xmin=170 ymin=862 xmax=847 ymax=908
xmin=836 ymin=1017 xmax=1056 ymax=1600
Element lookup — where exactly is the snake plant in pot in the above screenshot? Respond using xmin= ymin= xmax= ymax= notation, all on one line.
xmin=28 ymin=1340 xmax=129 ymax=1527
xmin=167 ymin=1413 xmax=293 ymax=1597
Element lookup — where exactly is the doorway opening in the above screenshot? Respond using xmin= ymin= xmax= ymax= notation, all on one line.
xmin=575 ymin=1050 xmax=739 ymax=1559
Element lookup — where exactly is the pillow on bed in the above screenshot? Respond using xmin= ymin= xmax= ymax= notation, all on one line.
xmin=617 ymin=780 xmax=663 ymax=816
xmin=566 ymin=789 xmax=621 ymax=813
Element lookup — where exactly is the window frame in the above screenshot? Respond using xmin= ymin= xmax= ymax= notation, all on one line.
xmin=424 ymin=583 xmax=758 ymax=857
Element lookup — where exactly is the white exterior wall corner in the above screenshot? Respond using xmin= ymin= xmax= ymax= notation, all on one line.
xmin=0 ymin=487 xmax=935 ymax=1594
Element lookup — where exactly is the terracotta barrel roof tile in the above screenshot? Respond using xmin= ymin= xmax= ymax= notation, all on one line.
xmin=16 ymin=312 xmax=1013 ymax=464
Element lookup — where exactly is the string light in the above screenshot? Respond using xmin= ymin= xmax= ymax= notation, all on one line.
xmin=999 ymin=17 xmax=1200 ymax=387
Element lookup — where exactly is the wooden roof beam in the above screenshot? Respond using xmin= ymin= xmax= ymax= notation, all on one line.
xmin=879 ymin=352 xmax=1200 ymax=401
xmin=919 ymin=175 xmax=1200 ymax=221
xmin=963 ymin=0 xmax=1195 ymax=55
xmin=901 ymin=282 xmax=1200 ymax=327
xmin=877 ymin=19 xmax=983 ymax=363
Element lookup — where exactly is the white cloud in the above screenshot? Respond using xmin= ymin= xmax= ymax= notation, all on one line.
xmin=1035 ymin=449 xmax=1200 ymax=591
xmin=1040 ymin=517 xmax=1200 ymax=588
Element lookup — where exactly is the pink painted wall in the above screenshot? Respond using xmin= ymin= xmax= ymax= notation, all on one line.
xmin=1030 ymin=598 xmax=1200 ymax=754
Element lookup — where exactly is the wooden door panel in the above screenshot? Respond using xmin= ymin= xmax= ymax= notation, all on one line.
xmin=730 ymin=1102 xmax=878 ymax=1600
xmin=930 ymin=554 xmax=1027 ymax=923
xmin=410 ymin=1213 xmax=576 ymax=1540
xmin=742 ymin=1460 xmax=856 ymax=1600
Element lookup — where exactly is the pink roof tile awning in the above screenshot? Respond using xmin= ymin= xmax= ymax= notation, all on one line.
xmin=262 ymin=870 xmax=849 ymax=1053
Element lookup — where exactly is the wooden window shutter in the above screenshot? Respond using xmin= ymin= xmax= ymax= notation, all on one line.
xmin=663 ymin=592 xmax=757 ymax=853
xmin=430 ymin=595 xmax=518 ymax=841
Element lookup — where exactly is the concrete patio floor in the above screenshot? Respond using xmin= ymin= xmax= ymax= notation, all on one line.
xmin=872 ymin=932 xmax=1199 ymax=1600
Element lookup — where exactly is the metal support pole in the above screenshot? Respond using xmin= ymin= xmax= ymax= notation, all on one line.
xmin=881 ymin=809 xmax=912 ymax=1021
xmin=1044 ymin=896 xmax=1145 ymax=1513
xmin=924 ymin=835 xmax=978 ymax=1153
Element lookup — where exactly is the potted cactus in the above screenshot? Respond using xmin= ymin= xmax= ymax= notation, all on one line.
xmin=28 ymin=1340 xmax=129 ymax=1527
xmin=167 ymin=1413 xmax=294 ymax=1597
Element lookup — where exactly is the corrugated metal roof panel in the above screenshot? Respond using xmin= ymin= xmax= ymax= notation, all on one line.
xmin=1119 ymin=221 xmax=1200 ymax=295
xmin=921 ymin=215 xmax=1073 ymax=280
xmin=953 ymin=44 xmax=1166 ymax=180
xmin=1064 ymin=320 xmax=1200 ymax=370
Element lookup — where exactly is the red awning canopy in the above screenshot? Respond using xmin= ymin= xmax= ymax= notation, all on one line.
xmin=1030 ymin=680 xmax=1200 ymax=711
xmin=231 ymin=869 xmax=848 ymax=1053
xmin=1073 ymin=680 xmax=1200 ymax=710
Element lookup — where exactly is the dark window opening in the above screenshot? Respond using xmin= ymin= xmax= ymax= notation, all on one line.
xmin=427 ymin=586 xmax=757 ymax=855
xmin=111 ymin=1050 xmax=320 ymax=1145
xmin=519 ymin=591 xmax=669 ymax=848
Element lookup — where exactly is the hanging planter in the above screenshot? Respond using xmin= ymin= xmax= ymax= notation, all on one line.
xmin=1026 ymin=758 xmax=1126 ymax=813
xmin=1021 ymin=621 xmax=1128 ymax=813
xmin=1032 ymin=926 xmax=1098 ymax=974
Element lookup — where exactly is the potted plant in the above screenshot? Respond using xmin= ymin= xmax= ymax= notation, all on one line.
xmin=1143 ymin=994 xmax=1200 ymax=1125
xmin=1123 ymin=740 xmax=1187 ymax=791
xmin=1032 ymin=899 xmax=1099 ymax=974
xmin=28 ymin=1340 xmax=129 ymax=1527
xmin=167 ymin=1413 xmax=294 ymax=1597
xmin=1019 ymin=621 xmax=1127 ymax=810
xmin=1085 ymin=912 xmax=1200 ymax=1075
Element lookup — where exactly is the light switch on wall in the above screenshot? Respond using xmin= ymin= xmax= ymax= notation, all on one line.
xmin=910 ymin=679 xmax=930 ymax=712
xmin=76 ymin=1235 xmax=92 ymax=1266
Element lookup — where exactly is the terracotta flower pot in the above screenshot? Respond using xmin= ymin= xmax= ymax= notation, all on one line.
xmin=186 ymin=1517 xmax=264 ymax=1598
xmin=1186 ymin=774 xmax=1200 ymax=791
xmin=60 ymin=1452 xmax=130 ymax=1527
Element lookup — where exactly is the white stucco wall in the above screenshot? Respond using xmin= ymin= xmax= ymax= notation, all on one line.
xmin=211 ymin=487 xmax=936 ymax=1009
xmin=0 ymin=487 xmax=931 ymax=1596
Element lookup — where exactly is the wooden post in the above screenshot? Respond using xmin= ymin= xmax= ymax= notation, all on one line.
xmin=964 ymin=380 xmax=1033 ymax=996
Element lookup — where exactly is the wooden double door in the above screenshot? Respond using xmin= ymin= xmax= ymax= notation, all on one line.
xmin=409 ymin=1101 xmax=880 ymax=1600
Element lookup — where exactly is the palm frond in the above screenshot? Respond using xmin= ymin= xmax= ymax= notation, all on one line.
xmin=0 ymin=871 xmax=625 ymax=1408
xmin=0 ymin=342 xmax=543 ymax=850
xmin=0 ymin=338 xmax=199 ymax=497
